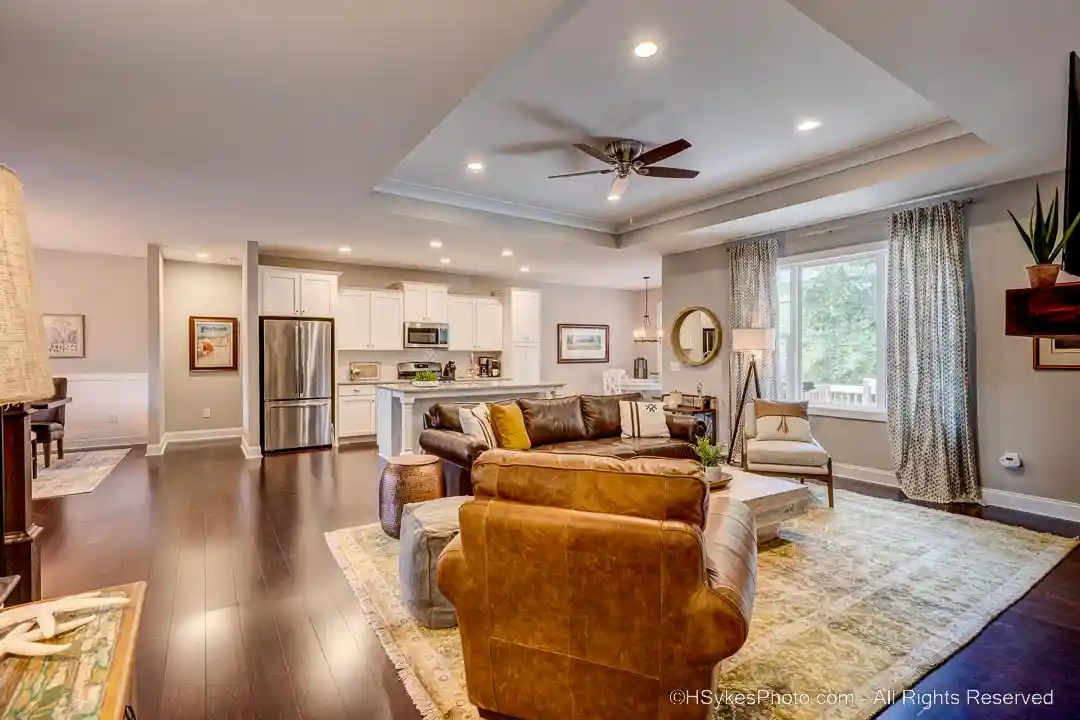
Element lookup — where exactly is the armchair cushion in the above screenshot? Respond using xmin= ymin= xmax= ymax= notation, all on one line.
xmin=744 ymin=437 xmax=829 ymax=467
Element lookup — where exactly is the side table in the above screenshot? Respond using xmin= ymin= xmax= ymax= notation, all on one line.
xmin=379 ymin=454 xmax=445 ymax=538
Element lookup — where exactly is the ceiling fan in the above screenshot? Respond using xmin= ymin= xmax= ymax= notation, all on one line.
xmin=548 ymin=138 xmax=699 ymax=199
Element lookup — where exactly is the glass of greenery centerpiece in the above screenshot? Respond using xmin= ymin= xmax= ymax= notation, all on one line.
xmin=1008 ymin=186 xmax=1080 ymax=288
xmin=692 ymin=436 xmax=730 ymax=490
xmin=411 ymin=370 xmax=441 ymax=387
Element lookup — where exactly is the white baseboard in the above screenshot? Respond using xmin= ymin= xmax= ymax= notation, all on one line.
xmin=240 ymin=438 xmax=262 ymax=460
xmin=834 ymin=463 xmax=898 ymax=487
xmin=161 ymin=427 xmax=242 ymax=445
xmin=64 ymin=435 xmax=146 ymax=451
xmin=981 ymin=488 xmax=1080 ymax=523
xmin=145 ymin=443 xmax=165 ymax=457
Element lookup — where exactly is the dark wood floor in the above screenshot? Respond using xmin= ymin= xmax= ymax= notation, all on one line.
xmin=31 ymin=445 xmax=1080 ymax=719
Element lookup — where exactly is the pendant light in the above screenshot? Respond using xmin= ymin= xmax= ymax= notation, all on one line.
xmin=633 ymin=276 xmax=660 ymax=343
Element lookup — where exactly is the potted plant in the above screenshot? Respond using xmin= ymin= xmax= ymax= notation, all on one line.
xmin=692 ymin=436 xmax=730 ymax=490
xmin=1008 ymin=186 xmax=1080 ymax=288
xmin=411 ymin=370 xmax=441 ymax=388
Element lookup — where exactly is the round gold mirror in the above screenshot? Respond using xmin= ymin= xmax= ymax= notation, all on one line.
xmin=672 ymin=306 xmax=722 ymax=366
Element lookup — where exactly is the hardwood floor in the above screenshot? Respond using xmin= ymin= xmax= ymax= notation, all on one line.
xmin=31 ymin=445 xmax=1080 ymax=719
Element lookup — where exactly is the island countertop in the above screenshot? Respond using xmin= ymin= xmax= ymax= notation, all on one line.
xmin=374 ymin=380 xmax=565 ymax=396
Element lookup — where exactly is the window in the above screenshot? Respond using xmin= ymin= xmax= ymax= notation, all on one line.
xmin=775 ymin=243 xmax=887 ymax=420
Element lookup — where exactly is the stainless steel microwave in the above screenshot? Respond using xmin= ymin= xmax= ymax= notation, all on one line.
xmin=404 ymin=322 xmax=449 ymax=349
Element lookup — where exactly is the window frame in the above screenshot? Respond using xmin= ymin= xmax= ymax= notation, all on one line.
xmin=776 ymin=241 xmax=888 ymax=423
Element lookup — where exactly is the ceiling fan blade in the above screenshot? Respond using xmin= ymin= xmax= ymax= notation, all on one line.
xmin=573 ymin=143 xmax=616 ymax=164
xmin=610 ymin=174 xmax=631 ymax=199
xmin=636 ymin=138 xmax=691 ymax=166
xmin=639 ymin=166 xmax=700 ymax=179
xmin=548 ymin=169 xmax=615 ymax=179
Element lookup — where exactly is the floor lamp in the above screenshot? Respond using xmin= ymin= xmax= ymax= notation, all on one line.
xmin=0 ymin=165 xmax=56 ymax=580
xmin=727 ymin=328 xmax=775 ymax=465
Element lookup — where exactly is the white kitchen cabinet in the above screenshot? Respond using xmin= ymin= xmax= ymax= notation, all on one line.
xmin=512 ymin=342 xmax=541 ymax=383
xmin=369 ymin=291 xmax=404 ymax=350
xmin=510 ymin=288 xmax=542 ymax=343
xmin=474 ymin=298 xmax=503 ymax=351
xmin=448 ymin=296 xmax=476 ymax=351
xmin=338 ymin=385 xmax=376 ymax=437
xmin=336 ymin=290 xmax=372 ymax=350
xmin=260 ymin=268 xmax=302 ymax=316
xmin=398 ymin=283 xmax=449 ymax=323
xmin=259 ymin=267 xmax=338 ymax=317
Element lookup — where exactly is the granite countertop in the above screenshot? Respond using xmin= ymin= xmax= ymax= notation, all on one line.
xmin=374 ymin=380 xmax=563 ymax=394
xmin=340 ymin=376 xmax=513 ymax=386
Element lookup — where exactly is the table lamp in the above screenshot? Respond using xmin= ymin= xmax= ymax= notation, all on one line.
xmin=727 ymin=327 xmax=775 ymax=464
xmin=0 ymin=165 xmax=55 ymax=576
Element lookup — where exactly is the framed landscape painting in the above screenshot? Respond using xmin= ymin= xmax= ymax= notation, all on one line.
xmin=43 ymin=314 xmax=85 ymax=358
xmin=1033 ymin=337 xmax=1080 ymax=370
xmin=557 ymin=324 xmax=610 ymax=363
xmin=190 ymin=317 xmax=238 ymax=371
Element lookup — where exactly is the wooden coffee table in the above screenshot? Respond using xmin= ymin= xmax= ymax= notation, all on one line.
xmin=711 ymin=466 xmax=812 ymax=542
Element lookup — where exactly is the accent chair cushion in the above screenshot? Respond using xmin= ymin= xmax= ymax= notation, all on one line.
xmin=619 ymin=400 xmax=670 ymax=438
xmin=489 ymin=402 xmax=531 ymax=450
xmin=744 ymin=437 xmax=829 ymax=467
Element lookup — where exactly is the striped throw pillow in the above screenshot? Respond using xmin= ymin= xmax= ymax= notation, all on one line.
xmin=460 ymin=403 xmax=497 ymax=447
xmin=619 ymin=401 xmax=670 ymax=439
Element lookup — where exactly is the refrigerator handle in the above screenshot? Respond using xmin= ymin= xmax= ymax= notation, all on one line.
xmin=298 ymin=322 xmax=306 ymax=397
xmin=294 ymin=322 xmax=302 ymax=397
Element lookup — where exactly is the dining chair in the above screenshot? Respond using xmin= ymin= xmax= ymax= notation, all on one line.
xmin=31 ymin=377 xmax=68 ymax=472
xmin=601 ymin=368 xmax=626 ymax=395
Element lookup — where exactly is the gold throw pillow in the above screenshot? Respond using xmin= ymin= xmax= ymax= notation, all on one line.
xmin=489 ymin=403 xmax=532 ymax=450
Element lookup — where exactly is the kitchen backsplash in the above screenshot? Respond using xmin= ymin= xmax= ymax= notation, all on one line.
xmin=337 ymin=349 xmax=503 ymax=382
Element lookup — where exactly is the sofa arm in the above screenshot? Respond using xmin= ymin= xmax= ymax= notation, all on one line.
xmin=693 ymin=500 xmax=756 ymax=661
xmin=419 ymin=429 xmax=489 ymax=468
xmin=666 ymin=414 xmax=706 ymax=442
xmin=436 ymin=533 xmax=467 ymax=604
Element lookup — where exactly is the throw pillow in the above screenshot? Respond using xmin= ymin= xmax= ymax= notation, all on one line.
xmin=754 ymin=400 xmax=813 ymax=442
xmin=489 ymin=402 xmax=532 ymax=450
xmin=460 ymin=403 xmax=497 ymax=448
xmin=619 ymin=400 xmax=670 ymax=439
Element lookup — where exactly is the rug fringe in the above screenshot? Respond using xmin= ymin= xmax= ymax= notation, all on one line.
xmin=325 ymin=531 xmax=444 ymax=720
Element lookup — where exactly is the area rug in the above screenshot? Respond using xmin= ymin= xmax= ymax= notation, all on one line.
xmin=325 ymin=489 xmax=1077 ymax=720
xmin=32 ymin=448 xmax=130 ymax=499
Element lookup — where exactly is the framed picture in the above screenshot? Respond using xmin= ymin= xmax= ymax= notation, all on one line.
xmin=557 ymin=324 xmax=610 ymax=363
xmin=43 ymin=314 xmax=85 ymax=358
xmin=1033 ymin=337 xmax=1080 ymax=370
xmin=190 ymin=316 xmax=238 ymax=371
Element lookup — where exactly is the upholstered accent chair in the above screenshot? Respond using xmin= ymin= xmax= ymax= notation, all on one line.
xmin=437 ymin=449 xmax=757 ymax=720
xmin=741 ymin=402 xmax=834 ymax=506
xmin=31 ymin=376 xmax=68 ymax=474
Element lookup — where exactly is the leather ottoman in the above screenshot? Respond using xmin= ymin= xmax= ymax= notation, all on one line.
xmin=398 ymin=495 xmax=470 ymax=629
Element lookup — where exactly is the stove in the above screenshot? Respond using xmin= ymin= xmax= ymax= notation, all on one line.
xmin=396 ymin=361 xmax=443 ymax=380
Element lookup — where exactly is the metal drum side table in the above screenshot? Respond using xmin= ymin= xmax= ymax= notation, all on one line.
xmin=379 ymin=454 xmax=445 ymax=538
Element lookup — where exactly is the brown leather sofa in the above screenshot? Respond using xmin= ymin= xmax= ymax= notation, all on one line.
xmin=418 ymin=393 xmax=705 ymax=495
xmin=437 ymin=449 xmax=757 ymax=720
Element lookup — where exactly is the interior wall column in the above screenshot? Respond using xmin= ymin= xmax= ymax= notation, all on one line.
xmin=145 ymin=244 xmax=166 ymax=455
xmin=241 ymin=241 xmax=262 ymax=459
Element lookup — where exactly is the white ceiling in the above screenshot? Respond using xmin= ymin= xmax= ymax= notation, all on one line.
xmin=4 ymin=0 xmax=1079 ymax=289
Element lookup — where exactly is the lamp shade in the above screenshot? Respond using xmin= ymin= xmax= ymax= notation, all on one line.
xmin=731 ymin=327 xmax=775 ymax=352
xmin=0 ymin=165 xmax=54 ymax=404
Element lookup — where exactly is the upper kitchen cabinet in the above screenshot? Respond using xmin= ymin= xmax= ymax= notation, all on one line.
xmin=397 ymin=282 xmax=449 ymax=323
xmin=474 ymin=298 xmax=504 ymax=351
xmin=337 ymin=288 xmax=403 ymax=351
xmin=507 ymin=288 xmax=541 ymax=343
xmin=260 ymin=267 xmax=338 ymax=317
xmin=447 ymin=296 xmax=503 ymax=352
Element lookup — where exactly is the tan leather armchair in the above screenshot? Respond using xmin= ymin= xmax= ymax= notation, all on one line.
xmin=437 ymin=449 xmax=757 ymax=720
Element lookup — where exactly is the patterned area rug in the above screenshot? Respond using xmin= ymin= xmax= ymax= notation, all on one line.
xmin=32 ymin=448 xmax=130 ymax=499
xmin=325 ymin=489 xmax=1077 ymax=720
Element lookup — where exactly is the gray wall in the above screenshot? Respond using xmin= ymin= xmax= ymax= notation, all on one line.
xmin=662 ymin=171 xmax=1080 ymax=503
xmin=33 ymin=248 xmax=148 ymax=373
xmin=260 ymin=255 xmax=643 ymax=396
xmin=162 ymin=260 xmax=243 ymax=432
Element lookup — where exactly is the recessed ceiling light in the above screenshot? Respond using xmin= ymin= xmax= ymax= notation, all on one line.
xmin=607 ymin=193 xmax=621 ymax=202
xmin=501 ymin=249 xmax=513 ymax=257
xmin=195 ymin=252 xmax=210 ymax=259
xmin=440 ymin=258 xmax=451 ymax=264
xmin=796 ymin=118 xmax=823 ymax=132
xmin=338 ymin=246 xmax=352 ymax=253
xmin=634 ymin=41 xmax=659 ymax=58
xmin=466 ymin=161 xmax=485 ymax=172
xmin=519 ymin=266 xmax=531 ymax=274
xmin=429 ymin=239 xmax=443 ymax=248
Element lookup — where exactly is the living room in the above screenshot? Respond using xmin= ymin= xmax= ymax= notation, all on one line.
xmin=1 ymin=0 xmax=1079 ymax=718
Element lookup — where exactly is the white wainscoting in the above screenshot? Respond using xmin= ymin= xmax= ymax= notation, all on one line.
xmin=61 ymin=373 xmax=148 ymax=449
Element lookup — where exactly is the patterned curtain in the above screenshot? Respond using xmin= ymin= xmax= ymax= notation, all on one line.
xmin=887 ymin=200 xmax=981 ymax=504
xmin=729 ymin=237 xmax=778 ymax=462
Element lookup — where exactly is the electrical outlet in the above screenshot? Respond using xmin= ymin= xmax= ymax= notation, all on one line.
xmin=203 ymin=408 xmax=212 ymax=419
xmin=999 ymin=452 xmax=1023 ymax=469
xmin=106 ymin=414 xmax=118 ymax=424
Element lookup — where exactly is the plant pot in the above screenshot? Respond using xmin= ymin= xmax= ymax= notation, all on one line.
xmin=1026 ymin=264 xmax=1060 ymax=289
xmin=704 ymin=465 xmax=731 ymax=491
xmin=411 ymin=380 xmax=440 ymax=388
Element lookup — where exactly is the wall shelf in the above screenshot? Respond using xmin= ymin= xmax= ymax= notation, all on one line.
xmin=1005 ymin=282 xmax=1080 ymax=337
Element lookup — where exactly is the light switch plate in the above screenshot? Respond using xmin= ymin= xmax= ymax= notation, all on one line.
xmin=203 ymin=408 xmax=212 ymax=419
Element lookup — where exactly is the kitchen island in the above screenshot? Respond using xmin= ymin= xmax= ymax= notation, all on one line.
xmin=375 ymin=381 xmax=566 ymax=458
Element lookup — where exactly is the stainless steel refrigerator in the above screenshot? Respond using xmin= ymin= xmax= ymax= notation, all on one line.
xmin=261 ymin=318 xmax=333 ymax=452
